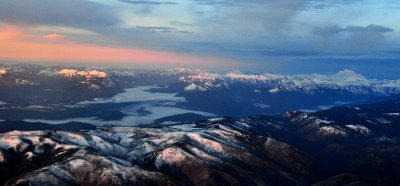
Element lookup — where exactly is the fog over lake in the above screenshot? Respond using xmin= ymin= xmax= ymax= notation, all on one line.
xmin=26 ymin=86 xmax=216 ymax=126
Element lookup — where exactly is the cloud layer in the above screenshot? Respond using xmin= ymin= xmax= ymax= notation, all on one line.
xmin=0 ymin=0 xmax=399 ymax=68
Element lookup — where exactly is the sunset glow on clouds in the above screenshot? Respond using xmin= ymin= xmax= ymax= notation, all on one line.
xmin=0 ymin=24 xmax=225 ymax=65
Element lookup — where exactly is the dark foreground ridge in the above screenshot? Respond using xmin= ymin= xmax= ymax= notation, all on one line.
xmin=1 ymin=99 xmax=400 ymax=185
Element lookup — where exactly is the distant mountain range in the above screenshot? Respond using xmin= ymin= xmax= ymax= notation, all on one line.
xmin=178 ymin=69 xmax=400 ymax=95
xmin=1 ymin=98 xmax=400 ymax=185
xmin=1 ymin=64 xmax=400 ymax=122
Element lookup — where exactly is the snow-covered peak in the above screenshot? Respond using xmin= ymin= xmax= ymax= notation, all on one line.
xmin=225 ymin=72 xmax=282 ymax=82
xmin=330 ymin=70 xmax=369 ymax=86
xmin=38 ymin=68 xmax=58 ymax=76
xmin=0 ymin=68 xmax=6 ymax=76
xmin=184 ymin=83 xmax=207 ymax=92
xmin=85 ymin=70 xmax=107 ymax=78
xmin=173 ymin=68 xmax=205 ymax=74
xmin=335 ymin=69 xmax=365 ymax=79
xmin=58 ymin=69 xmax=107 ymax=78
xmin=179 ymin=73 xmax=220 ymax=82
xmin=179 ymin=72 xmax=224 ymax=92
xmin=58 ymin=69 xmax=78 ymax=77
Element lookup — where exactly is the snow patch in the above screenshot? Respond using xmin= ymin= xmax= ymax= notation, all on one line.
xmin=269 ymin=88 xmax=280 ymax=94
xmin=385 ymin=113 xmax=400 ymax=116
xmin=155 ymin=147 xmax=187 ymax=169
xmin=317 ymin=119 xmax=334 ymax=124
xmin=376 ymin=117 xmax=391 ymax=124
xmin=0 ymin=137 xmax=23 ymax=150
xmin=208 ymin=118 xmax=224 ymax=122
xmin=345 ymin=125 xmax=371 ymax=135
xmin=317 ymin=126 xmax=347 ymax=136
xmin=187 ymin=133 xmax=224 ymax=153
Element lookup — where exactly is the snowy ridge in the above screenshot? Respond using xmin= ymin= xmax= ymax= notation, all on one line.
xmin=0 ymin=119 xmax=312 ymax=185
xmin=4 ymin=65 xmax=400 ymax=96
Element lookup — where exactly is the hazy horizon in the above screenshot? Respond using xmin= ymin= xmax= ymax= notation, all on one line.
xmin=1 ymin=0 xmax=400 ymax=77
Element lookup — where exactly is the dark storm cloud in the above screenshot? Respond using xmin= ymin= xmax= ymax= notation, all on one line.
xmin=169 ymin=21 xmax=193 ymax=27
xmin=135 ymin=26 xmax=177 ymax=32
xmin=313 ymin=24 xmax=393 ymax=36
xmin=0 ymin=0 xmax=120 ymax=27
xmin=192 ymin=0 xmax=361 ymax=8
xmin=305 ymin=0 xmax=363 ymax=9
xmin=133 ymin=26 xmax=192 ymax=34
xmin=193 ymin=0 xmax=236 ymax=6
xmin=312 ymin=24 xmax=394 ymax=54
xmin=117 ymin=0 xmax=178 ymax=5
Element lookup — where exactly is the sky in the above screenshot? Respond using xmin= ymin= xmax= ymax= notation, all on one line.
xmin=0 ymin=0 xmax=399 ymax=73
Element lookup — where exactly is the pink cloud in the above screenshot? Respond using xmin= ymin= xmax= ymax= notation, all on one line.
xmin=0 ymin=25 xmax=22 ymax=41
xmin=43 ymin=33 xmax=64 ymax=40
